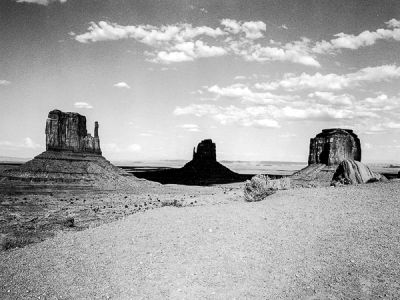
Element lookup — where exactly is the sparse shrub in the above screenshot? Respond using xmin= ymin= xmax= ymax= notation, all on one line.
xmin=244 ymin=175 xmax=291 ymax=202
xmin=244 ymin=175 xmax=275 ymax=202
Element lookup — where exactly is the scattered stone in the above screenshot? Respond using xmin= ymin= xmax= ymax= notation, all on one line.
xmin=331 ymin=159 xmax=387 ymax=185
xmin=60 ymin=217 xmax=74 ymax=228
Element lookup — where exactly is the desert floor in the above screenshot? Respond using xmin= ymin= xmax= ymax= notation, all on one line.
xmin=1 ymin=180 xmax=400 ymax=299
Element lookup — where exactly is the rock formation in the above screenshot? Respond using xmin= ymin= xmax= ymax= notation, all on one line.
xmin=192 ymin=139 xmax=216 ymax=162
xmin=0 ymin=109 xmax=150 ymax=191
xmin=331 ymin=159 xmax=387 ymax=185
xmin=134 ymin=139 xmax=251 ymax=185
xmin=46 ymin=110 xmax=101 ymax=154
xmin=308 ymin=129 xmax=361 ymax=166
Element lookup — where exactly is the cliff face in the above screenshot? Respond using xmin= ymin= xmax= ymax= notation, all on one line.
xmin=192 ymin=139 xmax=216 ymax=162
xmin=45 ymin=110 xmax=101 ymax=154
xmin=308 ymin=128 xmax=361 ymax=166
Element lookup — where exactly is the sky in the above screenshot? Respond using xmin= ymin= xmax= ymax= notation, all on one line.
xmin=1 ymin=0 xmax=400 ymax=162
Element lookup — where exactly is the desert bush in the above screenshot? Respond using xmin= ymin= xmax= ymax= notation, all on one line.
xmin=244 ymin=175 xmax=275 ymax=202
xmin=244 ymin=175 xmax=291 ymax=202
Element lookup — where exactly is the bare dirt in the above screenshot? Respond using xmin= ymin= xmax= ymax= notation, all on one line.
xmin=1 ymin=180 xmax=399 ymax=299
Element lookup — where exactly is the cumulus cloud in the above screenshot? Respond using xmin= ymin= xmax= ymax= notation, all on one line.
xmin=255 ymin=65 xmax=400 ymax=91
xmin=174 ymin=104 xmax=279 ymax=128
xmin=178 ymin=124 xmax=201 ymax=132
xmin=206 ymin=83 xmax=297 ymax=104
xmin=16 ymin=0 xmax=66 ymax=5
xmin=228 ymin=37 xmax=320 ymax=67
xmin=113 ymin=82 xmax=131 ymax=89
xmin=0 ymin=137 xmax=40 ymax=149
xmin=23 ymin=137 xmax=41 ymax=149
xmin=75 ymin=21 xmax=225 ymax=44
xmin=312 ymin=18 xmax=400 ymax=54
xmin=74 ymin=102 xmax=93 ymax=109
xmin=308 ymin=92 xmax=354 ymax=106
xmin=75 ymin=20 xmax=320 ymax=67
xmin=128 ymin=144 xmax=141 ymax=152
xmin=221 ymin=19 xmax=266 ymax=39
xmin=0 ymin=80 xmax=11 ymax=85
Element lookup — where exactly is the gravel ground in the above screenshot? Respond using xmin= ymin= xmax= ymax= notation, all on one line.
xmin=1 ymin=181 xmax=399 ymax=299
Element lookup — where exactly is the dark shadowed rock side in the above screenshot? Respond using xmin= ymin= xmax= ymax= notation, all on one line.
xmin=134 ymin=139 xmax=252 ymax=185
xmin=0 ymin=109 xmax=151 ymax=191
xmin=308 ymin=128 xmax=361 ymax=165
xmin=331 ymin=159 xmax=387 ymax=185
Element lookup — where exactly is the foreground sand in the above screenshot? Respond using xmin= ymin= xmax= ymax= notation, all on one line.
xmin=1 ymin=181 xmax=400 ymax=299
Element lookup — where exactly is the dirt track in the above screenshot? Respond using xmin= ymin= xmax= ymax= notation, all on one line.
xmin=1 ymin=181 xmax=400 ymax=299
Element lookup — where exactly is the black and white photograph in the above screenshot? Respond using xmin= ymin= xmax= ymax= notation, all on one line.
xmin=1 ymin=0 xmax=400 ymax=298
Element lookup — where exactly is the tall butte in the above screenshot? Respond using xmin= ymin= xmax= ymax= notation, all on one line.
xmin=291 ymin=128 xmax=362 ymax=187
xmin=45 ymin=109 xmax=102 ymax=154
xmin=308 ymin=128 xmax=361 ymax=166
xmin=0 ymin=109 xmax=149 ymax=190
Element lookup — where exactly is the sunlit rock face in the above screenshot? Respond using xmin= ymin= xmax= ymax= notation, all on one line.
xmin=308 ymin=128 xmax=361 ymax=166
xmin=45 ymin=109 xmax=101 ymax=154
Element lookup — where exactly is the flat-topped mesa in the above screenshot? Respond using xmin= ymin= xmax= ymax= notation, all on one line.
xmin=308 ymin=128 xmax=361 ymax=166
xmin=192 ymin=139 xmax=216 ymax=162
xmin=45 ymin=109 xmax=101 ymax=154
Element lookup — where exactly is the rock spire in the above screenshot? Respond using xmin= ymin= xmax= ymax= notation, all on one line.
xmin=45 ymin=109 xmax=101 ymax=154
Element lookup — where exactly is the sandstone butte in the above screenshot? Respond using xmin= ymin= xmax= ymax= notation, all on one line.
xmin=292 ymin=128 xmax=384 ymax=186
xmin=0 ymin=109 xmax=149 ymax=190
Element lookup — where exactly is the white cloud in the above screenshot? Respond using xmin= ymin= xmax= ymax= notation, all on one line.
xmin=174 ymin=104 xmax=279 ymax=128
xmin=206 ymin=83 xmax=296 ymax=104
xmin=139 ymin=133 xmax=153 ymax=137
xmin=229 ymin=37 xmax=320 ymax=67
xmin=0 ymin=137 xmax=40 ymax=149
xmin=0 ymin=80 xmax=11 ymax=85
xmin=221 ymin=19 xmax=266 ymax=39
xmin=23 ymin=137 xmax=40 ymax=149
xmin=313 ymin=19 xmax=400 ymax=54
xmin=234 ymin=75 xmax=246 ymax=80
xmin=367 ymin=122 xmax=400 ymax=133
xmin=308 ymin=92 xmax=354 ymax=106
xmin=178 ymin=124 xmax=201 ymax=132
xmin=75 ymin=20 xmax=320 ymax=67
xmin=128 ymin=144 xmax=141 ymax=152
xmin=113 ymin=82 xmax=131 ymax=89
xmin=74 ymin=102 xmax=93 ymax=109
xmin=256 ymin=65 xmax=400 ymax=91
xmin=386 ymin=18 xmax=400 ymax=28
xmin=75 ymin=21 xmax=225 ymax=45
xmin=16 ymin=0 xmax=66 ymax=5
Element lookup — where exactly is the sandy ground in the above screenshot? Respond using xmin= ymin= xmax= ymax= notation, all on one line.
xmin=1 ymin=180 xmax=399 ymax=299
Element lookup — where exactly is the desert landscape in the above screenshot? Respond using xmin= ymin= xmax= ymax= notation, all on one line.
xmin=2 ymin=0 xmax=400 ymax=299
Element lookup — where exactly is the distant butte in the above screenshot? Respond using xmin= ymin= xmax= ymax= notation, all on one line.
xmin=308 ymin=128 xmax=361 ymax=166
xmin=134 ymin=139 xmax=252 ymax=185
xmin=292 ymin=128 xmax=363 ymax=187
